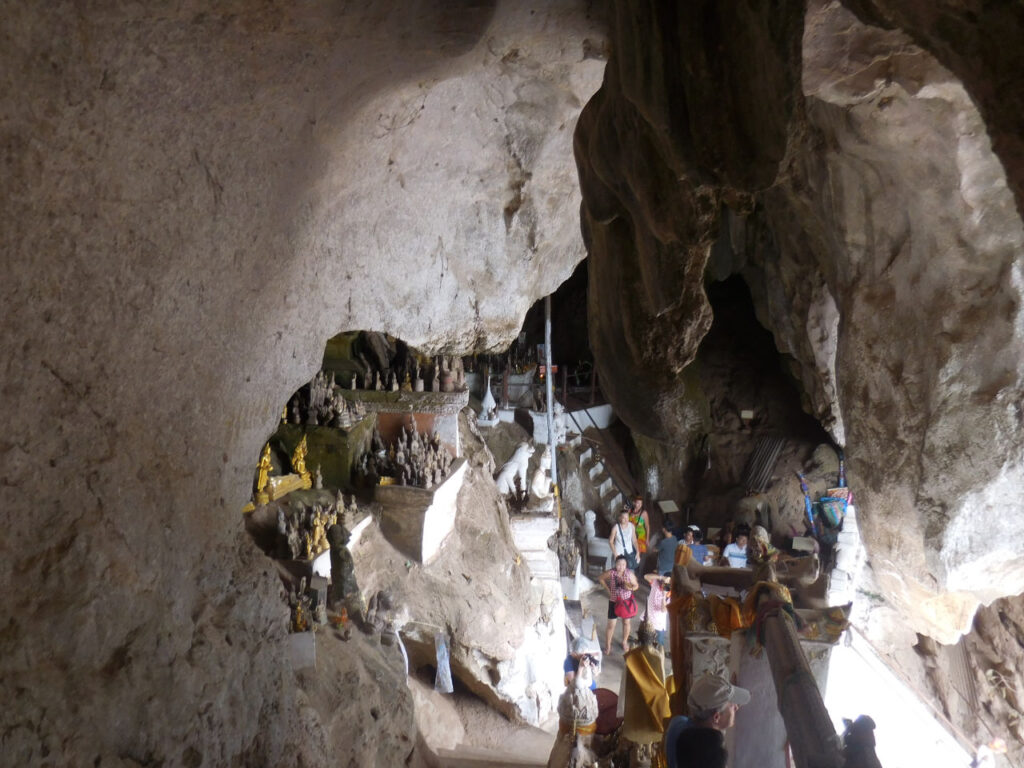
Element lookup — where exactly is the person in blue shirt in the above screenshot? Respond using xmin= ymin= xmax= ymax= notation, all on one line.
xmin=563 ymin=636 xmax=601 ymax=691
xmin=656 ymin=524 xmax=681 ymax=576
xmin=685 ymin=525 xmax=710 ymax=566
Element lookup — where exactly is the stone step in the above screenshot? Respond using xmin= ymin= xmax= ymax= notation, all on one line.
xmin=509 ymin=516 xmax=559 ymax=552
xmin=587 ymin=460 xmax=605 ymax=481
xmin=578 ymin=445 xmax=593 ymax=465
xmin=435 ymin=746 xmax=546 ymax=768
xmin=602 ymin=490 xmax=623 ymax=519
xmin=595 ymin=474 xmax=613 ymax=497
xmin=567 ymin=431 xmax=582 ymax=448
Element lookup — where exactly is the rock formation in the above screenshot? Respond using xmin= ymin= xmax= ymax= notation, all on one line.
xmin=0 ymin=2 xmax=603 ymax=765
xmin=576 ymin=0 xmax=1024 ymax=644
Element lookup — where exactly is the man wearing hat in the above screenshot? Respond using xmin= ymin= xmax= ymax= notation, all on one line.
xmin=663 ymin=672 xmax=750 ymax=768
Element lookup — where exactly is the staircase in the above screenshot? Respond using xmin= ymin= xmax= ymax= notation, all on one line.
xmin=563 ymin=418 xmax=639 ymax=579
xmin=578 ymin=441 xmax=623 ymax=520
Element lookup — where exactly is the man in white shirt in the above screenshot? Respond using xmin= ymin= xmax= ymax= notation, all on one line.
xmin=723 ymin=525 xmax=750 ymax=568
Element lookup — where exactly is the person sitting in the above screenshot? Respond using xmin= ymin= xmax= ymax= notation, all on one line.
xmin=685 ymin=525 xmax=710 ymax=566
xmin=655 ymin=524 xmax=681 ymax=576
xmin=723 ymin=524 xmax=750 ymax=568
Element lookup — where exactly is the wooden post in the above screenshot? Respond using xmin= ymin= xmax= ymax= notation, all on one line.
xmin=590 ymin=368 xmax=597 ymax=404
xmin=502 ymin=367 xmax=510 ymax=408
xmin=762 ymin=605 xmax=844 ymax=768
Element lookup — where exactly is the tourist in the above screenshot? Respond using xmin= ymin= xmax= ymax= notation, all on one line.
xmin=723 ymin=525 xmax=750 ymax=568
xmin=643 ymin=573 xmax=671 ymax=647
xmin=609 ymin=509 xmax=640 ymax=572
xmin=686 ymin=525 xmax=710 ymax=566
xmin=627 ymin=495 xmax=650 ymax=558
xmin=663 ymin=672 xmax=750 ymax=768
xmin=656 ymin=524 xmax=680 ymax=576
xmin=563 ymin=636 xmax=601 ymax=691
xmin=599 ymin=555 xmax=639 ymax=654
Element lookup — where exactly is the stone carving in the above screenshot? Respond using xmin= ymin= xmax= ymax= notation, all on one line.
xmin=687 ymin=636 xmax=731 ymax=681
xmin=530 ymin=446 xmax=554 ymax=499
xmin=547 ymin=656 xmax=599 ymax=768
xmin=549 ymin=516 xmax=580 ymax=577
xmin=328 ymin=523 xmax=361 ymax=621
xmin=495 ymin=442 xmax=535 ymax=497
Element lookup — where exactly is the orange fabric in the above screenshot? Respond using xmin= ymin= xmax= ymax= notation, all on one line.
xmin=673 ymin=545 xmax=693 ymax=567
xmin=557 ymin=719 xmax=597 ymax=736
xmin=707 ymin=595 xmax=746 ymax=637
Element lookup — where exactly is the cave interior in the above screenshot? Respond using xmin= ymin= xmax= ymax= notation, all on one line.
xmin=4 ymin=0 xmax=1024 ymax=766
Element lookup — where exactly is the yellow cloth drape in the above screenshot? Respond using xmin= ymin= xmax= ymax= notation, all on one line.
xmin=707 ymin=594 xmax=746 ymax=637
xmin=622 ymin=649 xmax=672 ymax=744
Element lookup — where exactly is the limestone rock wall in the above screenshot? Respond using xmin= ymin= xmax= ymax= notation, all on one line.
xmin=576 ymin=0 xmax=1024 ymax=642
xmin=751 ymin=1 xmax=1024 ymax=641
xmin=574 ymin=0 xmax=805 ymax=441
xmin=1 ymin=1 xmax=604 ymax=764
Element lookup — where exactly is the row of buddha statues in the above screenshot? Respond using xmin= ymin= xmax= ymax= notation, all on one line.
xmin=275 ymin=491 xmax=359 ymax=562
xmin=355 ymin=421 xmax=455 ymax=490
xmin=285 ymin=372 xmax=368 ymax=429
xmin=348 ymin=355 xmax=468 ymax=394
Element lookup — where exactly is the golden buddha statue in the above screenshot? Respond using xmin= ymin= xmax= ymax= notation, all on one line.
xmin=256 ymin=443 xmax=272 ymax=497
xmin=292 ymin=436 xmax=312 ymax=489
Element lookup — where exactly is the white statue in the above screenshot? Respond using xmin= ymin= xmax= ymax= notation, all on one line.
xmin=495 ymin=442 xmax=535 ymax=496
xmin=584 ymin=510 xmax=597 ymax=540
xmin=530 ymin=446 xmax=553 ymax=499
xmin=552 ymin=401 xmax=568 ymax=446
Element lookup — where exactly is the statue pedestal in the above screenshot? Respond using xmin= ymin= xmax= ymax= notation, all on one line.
xmin=524 ymin=497 xmax=555 ymax=514
xmin=375 ymin=457 xmax=468 ymax=563
xmin=267 ymin=473 xmax=307 ymax=500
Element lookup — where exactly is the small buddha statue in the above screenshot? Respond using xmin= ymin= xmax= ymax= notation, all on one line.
xmin=255 ymin=443 xmax=273 ymax=496
xmin=292 ymin=436 xmax=312 ymax=488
